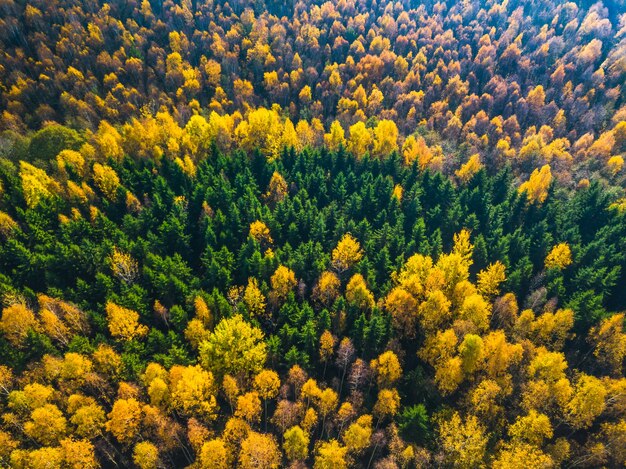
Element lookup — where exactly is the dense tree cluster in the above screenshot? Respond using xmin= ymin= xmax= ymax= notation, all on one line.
xmin=1 ymin=139 xmax=626 ymax=466
xmin=1 ymin=0 xmax=626 ymax=467
xmin=0 ymin=0 xmax=625 ymax=183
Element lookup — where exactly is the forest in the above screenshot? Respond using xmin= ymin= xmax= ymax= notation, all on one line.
xmin=0 ymin=0 xmax=625 ymax=467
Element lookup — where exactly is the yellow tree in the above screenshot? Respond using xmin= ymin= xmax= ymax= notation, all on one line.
xmin=283 ymin=425 xmax=309 ymax=461
xmin=545 ymin=243 xmax=572 ymax=270
xmin=372 ymin=119 xmax=399 ymax=158
xmin=438 ymin=412 xmax=487 ymax=468
xmin=199 ymin=315 xmax=266 ymax=378
xmin=170 ymin=365 xmax=218 ymax=421
xmin=20 ymin=161 xmax=60 ymax=208
xmin=324 ymin=120 xmax=346 ymax=151
xmin=92 ymin=163 xmax=120 ymax=200
xmin=109 ymin=247 xmax=139 ymax=284
xmin=477 ymin=261 xmax=506 ymax=297
xmin=345 ymin=274 xmax=375 ymax=311
xmin=106 ymin=301 xmax=148 ymax=341
xmin=249 ymin=220 xmax=273 ymax=246
xmin=0 ymin=211 xmax=18 ymax=239
xmin=332 ymin=234 xmax=363 ymax=272
xmin=456 ymin=154 xmax=482 ymax=183
xmin=105 ymin=398 xmax=142 ymax=444
xmin=235 ymin=391 xmax=262 ymax=424
xmin=319 ymin=330 xmax=336 ymax=377
xmin=0 ymin=303 xmax=38 ymax=347
xmin=588 ymin=313 xmax=626 ymax=375
xmin=347 ymin=121 xmax=373 ymax=157
xmin=133 ymin=441 xmax=159 ymax=469
xmin=564 ymin=374 xmax=607 ymax=430
xmin=264 ymin=171 xmax=288 ymax=205
xmin=342 ymin=414 xmax=372 ymax=454
xmin=200 ymin=439 xmax=228 ymax=469
xmin=370 ymin=351 xmax=402 ymax=388
xmin=386 ymin=286 xmax=419 ymax=336
xmin=243 ymin=277 xmax=266 ymax=318
xmin=270 ymin=265 xmax=297 ymax=301
xmin=254 ymin=370 xmax=280 ymax=425
xmin=239 ymin=432 xmax=281 ymax=469
xmin=60 ymin=438 xmax=98 ymax=469
xmin=314 ymin=439 xmax=348 ymax=469
xmin=519 ymin=165 xmax=552 ymax=204
xmin=373 ymin=388 xmax=401 ymax=422
xmin=508 ymin=410 xmax=553 ymax=446
xmin=314 ymin=271 xmax=341 ymax=306
xmin=492 ymin=443 xmax=554 ymax=469
xmin=24 ymin=404 xmax=67 ymax=445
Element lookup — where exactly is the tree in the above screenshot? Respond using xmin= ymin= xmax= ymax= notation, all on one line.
xmin=545 ymin=243 xmax=572 ymax=270
xmin=518 ymin=165 xmax=552 ymax=204
xmin=133 ymin=442 xmax=159 ymax=469
xmin=106 ymin=301 xmax=148 ymax=341
xmin=565 ymin=374 xmax=607 ymax=429
xmin=370 ymin=351 xmax=402 ymax=388
xmin=254 ymin=370 xmax=280 ymax=424
xmin=314 ymin=440 xmax=348 ymax=469
xmin=24 ymin=404 xmax=67 ymax=445
xmin=438 ymin=412 xmax=487 ymax=468
xmin=106 ymin=398 xmax=142 ymax=444
xmin=29 ymin=124 xmax=82 ymax=161
xmin=243 ymin=278 xmax=266 ymax=317
xmin=492 ymin=443 xmax=554 ymax=469
xmin=508 ymin=410 xmax=553 ymax=446
xmin=283 ymin=425 xmax=309 ymax=461
xmin=588 ymin=313 xmax=626 ymax=375
xmin=249 ymin=221 xmax=273 ymax=245
xmin=170 ymin=365 xmax=218 ymax=421
xmin=345 ymin=274 xmax=375 ymax=311
xmin=458 ymin=334 xmax=484 ymax=375
xmin=0 ymin=211 xmax=18 ymax=239
xmin=324 ymin=121 xmax=346 ymax=151
xmin=314 ymin=271 xmax=341 ymax=306
xmin=265 ymin=172 xmax=288 ymax=205
xmin=60 ymin=438 xmax=98 ymax=469
xmin=456 ymin=154 xmax=482 ymax=183
xmin=236 ymin=391 xmax=262 ymax=423
xmin=239 ymin=432 xmax=281 ymax=469
xmin=477 ymin=261 xmax=506 ymax=297
xmin=347 ymin=122 xmax=372 ymax=157
xmin=0 ymin=303 xmax=38 ymax=347
xmin=332 ymin=234 xmax=363 ymax=272
xmin=372 ymin=120 xmax=399 ymax=158
xmin=109 ymin=247 xmax=139 ymax=284
xmin=70 ymin=402 xmax=106 ymax=438
xmin=200 ymin=439 xmax=228 ymax=469
xmin=319 ymin=330 xmax=336 ymax=376
xmin=386 ymin=286 xmax=419 ymax=336
xmin=343 ymin=414 xmax=372 ymax=453
xmin=270 ymin=265 xmax=297 ymax=300
xmin=199 ymin=315 xmax=267 ymax=378
xmin=92 ymin=163 xmax=120 ymax=200
xmin=373 ymin=388 xmax=401 ymax=421
xmin=20 ymin=161 xmax=60 ymax=208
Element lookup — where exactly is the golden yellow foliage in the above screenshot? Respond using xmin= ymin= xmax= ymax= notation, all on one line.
xmin=438 ymin=412 xmax=487 ymax=468
xmin=92 ymin=163 xmax=120 ymax=200
xmin=105 ymin=301 xmax=148 ymax=341
xmin=545 ymin=243 xmax=572 ymax=269
xmin=519 ymin=165 xmax=552 ymax=204
xmin=331 ymin=233 xmax=363 ymax=272
xmin=0 ymin=303 xmax=38 ymax=347
xmin=456 ymin=153 xmax=482 ymax=183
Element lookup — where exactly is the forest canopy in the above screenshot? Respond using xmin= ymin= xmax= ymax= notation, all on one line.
xmin=0 ymin=0 xmax=626 ymax=468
